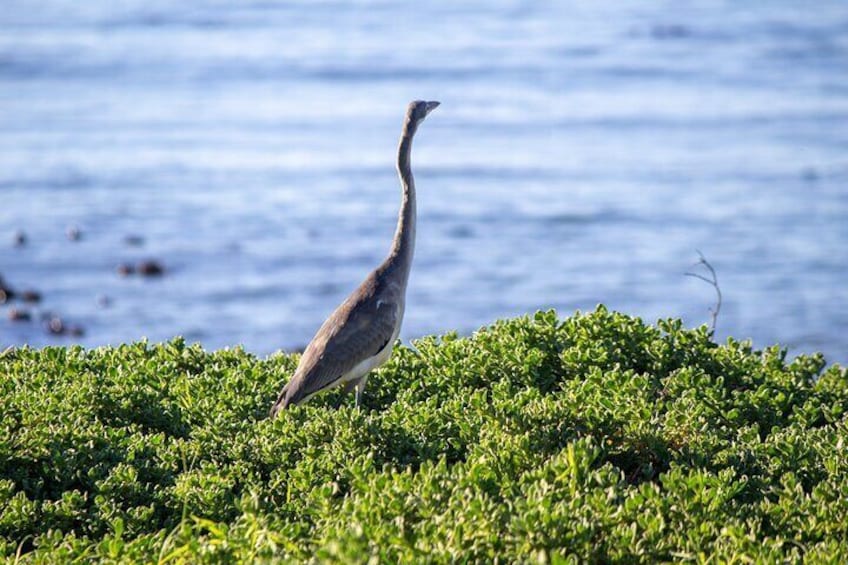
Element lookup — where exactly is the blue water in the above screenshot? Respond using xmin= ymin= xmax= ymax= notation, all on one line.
xmin=1 ymin=2 xmax=846 ymax=364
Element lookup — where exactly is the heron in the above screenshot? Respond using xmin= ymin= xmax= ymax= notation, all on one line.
xmin=270 ymin=100 xmax=439 ymax=417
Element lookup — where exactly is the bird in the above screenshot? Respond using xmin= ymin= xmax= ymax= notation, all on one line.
xmin=270 ymin=100 xmax=439 ymax=417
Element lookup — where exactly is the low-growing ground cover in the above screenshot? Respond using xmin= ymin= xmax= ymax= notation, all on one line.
xmin=1 ymin=307 xmax=847 ymax=562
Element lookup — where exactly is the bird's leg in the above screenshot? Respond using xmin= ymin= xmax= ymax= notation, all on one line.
xmin=354 ymin=375 xmax=369 ymax=408
xmin=337 ymin=376 xmax=366 ymax=409
xmin=355 ymin=382 xmax=363 ymax=408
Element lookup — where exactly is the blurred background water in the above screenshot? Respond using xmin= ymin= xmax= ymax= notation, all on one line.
xmin=1 ymin=1 xmax=846 ymax=363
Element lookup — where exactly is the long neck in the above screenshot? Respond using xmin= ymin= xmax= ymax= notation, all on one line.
xmin=386 ymin=119 xmax=417 ymax=280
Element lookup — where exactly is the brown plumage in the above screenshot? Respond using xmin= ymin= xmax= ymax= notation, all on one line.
xmin=270 ymin=100 xmax=439 ymax=417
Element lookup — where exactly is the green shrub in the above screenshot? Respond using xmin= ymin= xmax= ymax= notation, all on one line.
xmin=1 ymin=307 xmax=846 ymax=562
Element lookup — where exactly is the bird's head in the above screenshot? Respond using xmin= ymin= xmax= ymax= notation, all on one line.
xmin=406 ymin=100 xmax=440 ymax=128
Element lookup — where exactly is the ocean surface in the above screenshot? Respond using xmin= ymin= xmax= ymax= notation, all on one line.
xmin=1 ymin=1 xmax=846 ymax=364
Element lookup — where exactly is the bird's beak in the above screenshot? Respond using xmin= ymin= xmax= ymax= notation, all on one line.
xmin=425 ymin=101 xmax=440 ymax=114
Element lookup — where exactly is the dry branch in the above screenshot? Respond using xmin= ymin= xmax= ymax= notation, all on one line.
xmin=685 ymin=250 xmax=722 ymax=335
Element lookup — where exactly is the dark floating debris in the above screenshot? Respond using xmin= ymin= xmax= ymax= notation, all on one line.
xmin=124 ymin=235 xmax=145 ymax=247
xmin=117 ymin=260 xmax=165 ymax=277
xmin=67 ymin=226 xmax=83 ymax=241
xmin=12 ymin=231 xmax=26 ymax=247
xmin=8 ymin=308 xmax=31 ymax=322
xmin=138 ymin=260 xmax=165 ymax=277
xmin=0 ymin=278 xmax=41 ymax=304
xmin=45 ymin=316 xmax=83 ymax=336
xmin=97 ymin=294 xmax=112 ymax=308
xmin=21 ymin=290 xmax=42 ymax=303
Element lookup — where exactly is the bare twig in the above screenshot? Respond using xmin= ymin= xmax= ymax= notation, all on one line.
xmin=685 ymin=250 xmax=722 ymax=335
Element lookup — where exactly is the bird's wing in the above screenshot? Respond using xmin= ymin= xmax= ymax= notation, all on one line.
xmin=283 ymin=278 xmax=401 ymax=404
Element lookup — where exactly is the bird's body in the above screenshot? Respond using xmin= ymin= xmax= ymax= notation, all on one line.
xmin=270 ymin=100 xmax=439 ymax=417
